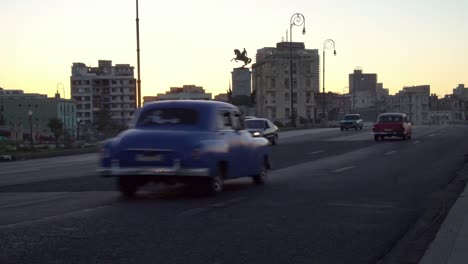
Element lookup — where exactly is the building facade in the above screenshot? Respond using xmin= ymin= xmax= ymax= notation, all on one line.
xmin=386 ymin=85 xmax=431 ymax=125
xmin=252 ymin=42 xmax=320 ymax=124
xmin=0 ymin=89 xmax=76 ymax=141
xmin=70 ymin=60 xmax=136 ymax=135
xmin=143 ymin=85 xmax=212 ymax=104
xmin=349 ymin=69 xmax=378 ymax=110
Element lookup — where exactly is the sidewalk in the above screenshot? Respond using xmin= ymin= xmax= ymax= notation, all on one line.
xmin=420 ymin=170 xmax=468 ymax=264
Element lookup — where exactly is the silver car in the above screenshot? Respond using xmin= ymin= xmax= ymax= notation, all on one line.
xmin=245 ymin=118 xmax=279 ymax=145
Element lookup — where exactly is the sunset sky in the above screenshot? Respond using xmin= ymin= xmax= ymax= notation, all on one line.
xmin=1 ymin=0 xmax=467 ymax=99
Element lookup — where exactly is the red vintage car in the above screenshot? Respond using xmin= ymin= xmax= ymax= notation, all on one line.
xmin=373 ymin=113 xmax=412 ymax=141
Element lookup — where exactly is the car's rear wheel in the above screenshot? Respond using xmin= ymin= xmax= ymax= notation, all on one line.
xmin=374 ymin=135 xmax=379 ymax=141
xmin=340 ymin=127 xmax=344 ymax=131
xmin=118 ymin=176 xmax=139 ymax=198
xmin=402 ymin=134 xmax=408 ymax=140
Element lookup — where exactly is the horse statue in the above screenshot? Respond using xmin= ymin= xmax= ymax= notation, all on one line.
xmin=231 ymin=48 xmax=252 ymax=67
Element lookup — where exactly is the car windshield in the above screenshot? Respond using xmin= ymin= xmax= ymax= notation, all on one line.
xmin=137 ymin=108 xmax=198 ymax=127
xmin=245 ymin=120 xmax=265 ymax=129
xmin=344 ymin=115 xmax=359 ymax=120
xmin=378 ymin=115 xmax=403 ymax=123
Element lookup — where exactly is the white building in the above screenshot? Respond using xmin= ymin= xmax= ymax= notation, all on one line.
xmin=252 ymin=42 xmax=320 ymax=125
xmin=70 ymin=60 xmax=136 ymax=131
xmin=386 ymin=85 xmax=431 ymax=125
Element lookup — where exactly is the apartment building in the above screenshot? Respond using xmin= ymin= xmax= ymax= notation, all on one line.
xmin=252 ymin=42 xmax=320 ymax=124
xmin=386 ymin=85 xmax=431 ymax=125
xmin=70 ymin=60 xmax=136 ymax=133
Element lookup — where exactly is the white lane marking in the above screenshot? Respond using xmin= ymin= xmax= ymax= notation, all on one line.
xmin=333 ymin=166 xmax=355 ymax=173
xmin=0 ymin=168 xmax=38 ymax=175
xmin=428 ymin=134 xmax=436 ymax=137
xmin=327 ymin=202 xmax=399 ymax=210
xmin=309 ymin=150 xmax=324 ymax=155
xmin=413 ymin=140 xmax=420 ymax=144
xmin=385 ymin=150 xmax=397 ymax=156
xmin=180 ymin=208 xmax=207 ymax=216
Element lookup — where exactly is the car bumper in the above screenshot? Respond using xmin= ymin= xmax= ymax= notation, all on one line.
xmin=97 ymin=166 xmax=210 ymax=177
xmin=373 ymin=131 xmax=406 ymax=135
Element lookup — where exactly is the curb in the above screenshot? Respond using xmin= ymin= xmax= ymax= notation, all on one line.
xmin=1 ymin=147 xmax=98 ymax=161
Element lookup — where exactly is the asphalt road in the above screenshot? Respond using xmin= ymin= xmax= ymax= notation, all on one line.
xmin=0 ymin=125 xmax=467 ymax=264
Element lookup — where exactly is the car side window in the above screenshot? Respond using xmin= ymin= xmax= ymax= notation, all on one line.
xmin=218 ymin=111 xmax=233 ymax=130
xmin=232 ymin=111 xmax=245 ymax=130
xmin=264 ymin=121 xmax=270 ymax=129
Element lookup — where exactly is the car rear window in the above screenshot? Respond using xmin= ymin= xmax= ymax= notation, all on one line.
xmin=378 ymin=115 xmax=403 ymax=123
xmin=245 ymin=120 xmax=265 ymax=129
xmin=137 ymin=108 xmax=199 ymax=127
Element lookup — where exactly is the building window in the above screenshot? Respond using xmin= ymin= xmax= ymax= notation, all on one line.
xmin=306 ymin=92 xmax=311 ymax=103
xmin=292 ymin=63 xmax=297 ymax=74
xmin=284 ymin=93 xmax=289 ymax=102
xmin=292 ymin=93 xmax=297 ymax=104
xmin=270 ymin=78 xmax=276 ymax=89
xmin=112 ymin=80 xmax=117 ymax=85
xmin=284 ymin=78 xmax=289 ymax=89
xmin=285 ymin=108 xmax=290 ymax=118
xmin=293 ymin=78 xmax=297 ymax=89
xmin=306 ymin=107 xmax=312 ymax=118
xmin=306 ymin=78 xmax=311 ymax=88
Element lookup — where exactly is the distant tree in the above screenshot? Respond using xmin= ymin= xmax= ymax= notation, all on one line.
xmin=48 ymin=118 xmax=63 ymax=147
xmin=96 ymin=108 xmax=121 ymax=139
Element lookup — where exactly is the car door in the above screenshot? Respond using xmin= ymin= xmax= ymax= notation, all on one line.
xmin=230 ymin=110 xmax=253 ymax=177
xmin=217 ymin=109 xmax=248 ymax=178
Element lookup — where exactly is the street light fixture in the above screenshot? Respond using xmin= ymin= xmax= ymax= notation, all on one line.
xmin=289 ymin=13 xmax=306 ymax=127
xmin=136 ymin=0 xmax=142 ymax=108
xmin=28 ymin=110 xmax=33 ymax=148
xmin=322 ymin=39 xmax=336 ymax=123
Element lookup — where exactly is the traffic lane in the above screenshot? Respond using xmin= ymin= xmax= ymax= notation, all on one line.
xmin=0 ymin=144 xmax=420 ymax=264
xmin=0 ymin=158 xmax=98 ymax=187
xmin=3 ymin=129 xmax=458 ymax=264
xmin=0 ymin=153 xmax=97 ymax=171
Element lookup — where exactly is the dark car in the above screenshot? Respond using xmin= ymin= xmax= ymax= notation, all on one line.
xmin=97 ymin=100 xmax=271 ymax=196
xmin=244 ymin=118 xmax=279 ymax=145
xmin=340 ymin=114 xmax=364 ymax=131
xmin=373 ymin=113 xmax=412 ymax=141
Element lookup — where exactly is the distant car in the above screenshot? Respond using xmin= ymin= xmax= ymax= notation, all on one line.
xmin=373 ymin=113 xmax=412 ymax=141
xmin=340 ymin=114 xmax=364 ymax=131
xmin=97 ymin=100 xmax=271 ymax=197
xmin=244 ymin=118 xmax=279 ymax=145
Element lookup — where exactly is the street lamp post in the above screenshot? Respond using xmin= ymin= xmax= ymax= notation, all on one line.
xmin=322 ymin=39 xmax=336 ymax=123
xmin=28 ymin=110 xmax=33 ymax=148
xmin=136 ymin=0 xmax=142 ymax=108
xmin=289 ymin=13 xmax=306 ymax=127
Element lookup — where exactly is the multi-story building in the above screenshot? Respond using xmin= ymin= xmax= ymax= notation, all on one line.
xmin=214 ymin=93 xmax=229 ymax=102
xmin=252 ymin=42 xmax=320 ymax=124
xmin=143 ymin=85 xmax=212 ymax=104
xmin=70 ymin=60 xmax=136 ymax=135
xmin=386 ymin=85 xmax=431 ymax=125
xmin=348 ymin=69 xmax=378 ymax=110
xmin=453 ymin=84 xmax=468 ymax=99
xmin=0 ymin=88 xmax=76 ymax=141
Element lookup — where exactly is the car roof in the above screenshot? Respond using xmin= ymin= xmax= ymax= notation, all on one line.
xmin=245 ymin=118 xmax=269 ymax=122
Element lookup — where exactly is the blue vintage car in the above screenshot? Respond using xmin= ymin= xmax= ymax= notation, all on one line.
xmin=97 ymin=100 xmax=271 ymax=197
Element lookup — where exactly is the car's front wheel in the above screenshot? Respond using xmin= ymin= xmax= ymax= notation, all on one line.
xmin=205 ymin=166 xmax=226 ymax=195
xmin=272 ymin=135 xmax=278 ymax=145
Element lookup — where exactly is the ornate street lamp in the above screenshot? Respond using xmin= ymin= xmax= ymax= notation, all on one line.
xmin=322 ymin=39 xmax=336 ymax=122
xmin=289 ymin=13 xmax=306 ymax=127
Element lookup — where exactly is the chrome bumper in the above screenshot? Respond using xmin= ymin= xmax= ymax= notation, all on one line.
xmin=373 ymin=131 xmax=406 ymax=135
xmin=97 ymin=166 xmax=210 ymax=177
